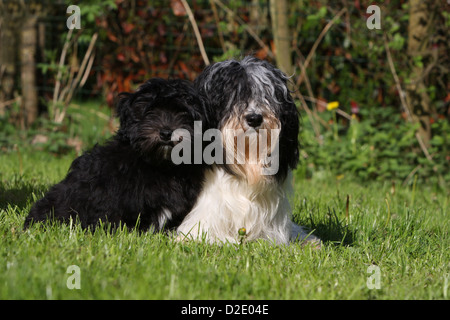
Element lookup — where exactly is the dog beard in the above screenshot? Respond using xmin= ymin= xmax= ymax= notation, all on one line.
xmin=160 ymin=144 xmax=173 ymax=161
xmin=221 ymin=112 xmax=281 ymax=185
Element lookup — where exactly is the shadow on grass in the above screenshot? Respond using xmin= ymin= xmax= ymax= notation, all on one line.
xmin=0 ymin=177 xmax=48 ymax=211
xmin=294 ymin=203 xmax=355 ymax=247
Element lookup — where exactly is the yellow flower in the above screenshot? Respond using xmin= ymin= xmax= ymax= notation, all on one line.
xmin=326 ymin=101 xmax=339 ymax=111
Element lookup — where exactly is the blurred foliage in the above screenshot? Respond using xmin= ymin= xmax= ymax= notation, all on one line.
xmin=298 ymin=105 xmax=449 ymax=186
xmin=290 ymin=0 xmax=449 ymax=187
xmin=1 ymin=0 xmax=448 ymax=187
xmin=0 ymin=99 xmax=114 ymax=157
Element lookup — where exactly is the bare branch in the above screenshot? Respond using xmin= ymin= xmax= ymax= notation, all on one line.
xmin=383 ymin=32 xmax=433 ymax=162
xmin=212 ymin=0 xmax=274 ymax=58
xmin=296 ymin=8 xmax=346 ymax=87
xmin=181 ymin=0 xmax=210 ymax=66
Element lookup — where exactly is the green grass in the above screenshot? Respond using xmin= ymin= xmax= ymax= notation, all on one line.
xmin=0 ymin=102 xmax=448 ymax=299
xmin=1 ymin=150 xmax=448 ymax=300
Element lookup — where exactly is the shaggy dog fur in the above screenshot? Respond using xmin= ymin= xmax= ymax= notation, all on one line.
xmin=24 ymin=78 xmax=209 ymax=232
xmin=177 ymin=56 xmax=320 ymax=245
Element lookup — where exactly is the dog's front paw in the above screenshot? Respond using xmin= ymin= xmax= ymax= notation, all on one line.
xmin=290 ymin=223 xmax=322 ymax=249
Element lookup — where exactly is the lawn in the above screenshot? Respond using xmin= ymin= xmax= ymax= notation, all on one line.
xmin=0 ymin=103 xmax=448 ymax=300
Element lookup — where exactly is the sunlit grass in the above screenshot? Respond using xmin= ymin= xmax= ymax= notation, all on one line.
xmin=0 ymin=101 xmax=448 ymax=299
xmin=1 ymin=149 xmax=448 ymax=299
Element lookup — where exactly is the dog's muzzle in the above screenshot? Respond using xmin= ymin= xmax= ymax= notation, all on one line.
xmin=160 ymin=129 xmax=173 ymax=141
xmin=159 ymin=129 xmax=185 ymax=160
xmin=245 ymin=113 xmax=263 ymax=128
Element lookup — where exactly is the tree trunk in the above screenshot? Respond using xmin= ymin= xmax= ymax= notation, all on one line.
xmin=20 ymin=15 xmax=38 ymax=127
xmin=406 ymin=0 xmax=432 ymax=147
xmin=0 ymin=16 xmax=17 ymax=110
xmin=269 ymin=0 xmax=293 ymax=77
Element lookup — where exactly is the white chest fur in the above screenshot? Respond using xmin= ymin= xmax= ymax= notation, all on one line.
xmin=176 ymin=167 xmax=294 ymax=244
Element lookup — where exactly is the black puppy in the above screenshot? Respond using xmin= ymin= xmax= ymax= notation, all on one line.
xmin=24 ymin=78 xmax=209 ymax=232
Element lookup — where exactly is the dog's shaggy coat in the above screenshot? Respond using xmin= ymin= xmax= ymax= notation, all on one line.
xmin=177 ymin=56 xmax=320 ymax=245
xmin=24 ymin=78 xmax=209 ymax=231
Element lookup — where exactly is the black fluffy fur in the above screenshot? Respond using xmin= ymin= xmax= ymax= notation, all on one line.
xmin=24 ymin=78 xmax=209 ymax=231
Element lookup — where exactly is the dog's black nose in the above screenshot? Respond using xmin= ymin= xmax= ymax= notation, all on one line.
xmin=245 ymin=113 xmax=263 ymax=128
xmin=160 ymin=129 xmax=173 ymax=141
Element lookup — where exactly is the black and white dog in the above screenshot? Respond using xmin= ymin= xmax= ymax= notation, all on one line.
xmin=24 ymin=78 xmax=209 ymax=232
xmin=177 ymin=56 xmax=320 ymax=245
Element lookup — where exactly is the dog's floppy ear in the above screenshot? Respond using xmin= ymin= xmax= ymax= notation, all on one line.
xmin=280 ymin=97 xmax=300 ymax=169
xmin=186 ymin=91 xmax=211 ymax=129
xmin=115 ymin=92 xmax=134 ymax=129
xmin=115 ymin=80 xmax=160 ymax=135
xmin=277 ymin=84 xmax=300 ymax=181
xmin=266 ymin=64 xmax=299 ymax=173
xmin=169 ymin=79 xmax=212 ymax=130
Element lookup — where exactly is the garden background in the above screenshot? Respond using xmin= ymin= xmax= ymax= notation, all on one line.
xmin=1 ymin=0 xmax=448 ymax=185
